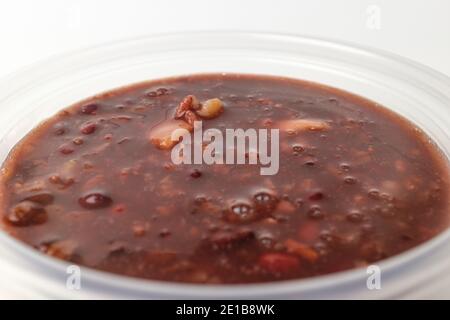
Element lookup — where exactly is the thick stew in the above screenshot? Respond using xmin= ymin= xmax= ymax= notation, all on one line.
xmin=0 ymin=74 xmax=449 ymax=284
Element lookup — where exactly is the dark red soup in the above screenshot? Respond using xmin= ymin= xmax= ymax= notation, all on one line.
xmin=1 ymin=74 xmax=449 ymax=284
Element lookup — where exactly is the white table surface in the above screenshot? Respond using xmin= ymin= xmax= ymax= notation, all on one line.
xmin=1 ymin=0 xmax=449 ymax=78
xmin=0 ymin=0 xmax=449 ymax=299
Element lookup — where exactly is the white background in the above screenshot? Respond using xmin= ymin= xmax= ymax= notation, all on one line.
xmin=0 ymin=0 xmax=449 ymax=298
xmin=0 ymin=0 xmax=449 ymax=78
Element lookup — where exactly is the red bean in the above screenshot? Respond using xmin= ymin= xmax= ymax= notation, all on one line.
xmin=209 ymin=229 xmax=254 ymax=249
xmin=80 ymin=122 xmax=97 ymax=135
xmin=78 ymin=191 xmax=112 ymax=209
xmin=307 ymin=205 xmax=324 ymax=219
xmin=80 ymin=103 xmax=99 ymax=115
xmin=159 ymin=228 xmax=171 ymax=238
xmin=292 ymin=144 xmax=304 ymax=154
xmin=304 ymin=160 xmax=316 ymax=167
xmin=58 ymin=144 xmax=74 ymax=155
xmin=344 ymin=176 xmax=357 ymax=184
xmin=147 ymin=87 xmax=169 ymax=97
xmin=253 ymin=191 xmax=279 ymax=214
xmin=156 ymin=88 xmax=169 ymax=96
xmin=309 ymin=191 xmax=324 ymax=201
xmin=190 ymin=169 xmax=202 ymax=178
xmin=23 ymin=192 xmax=54 ymax=206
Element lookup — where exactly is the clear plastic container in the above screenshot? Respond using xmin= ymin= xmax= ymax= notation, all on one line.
xmin=0 ymin=32 xmax=449 ymax=299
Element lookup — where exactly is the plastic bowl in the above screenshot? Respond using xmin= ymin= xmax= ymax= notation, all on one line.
xmin=0 ymin=32 xmax=449 ymax=299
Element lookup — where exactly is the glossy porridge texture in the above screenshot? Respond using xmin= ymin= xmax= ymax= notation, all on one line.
xmin=1 ymin=74 xmax=449 ymax=284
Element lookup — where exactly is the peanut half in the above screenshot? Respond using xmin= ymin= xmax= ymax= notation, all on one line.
xmin=149 ymin=120 xmax=192 ymax=150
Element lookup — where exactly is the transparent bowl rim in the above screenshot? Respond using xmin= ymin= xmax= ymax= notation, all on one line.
xmin=0 ymin=31 xmax=449 ymax=298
